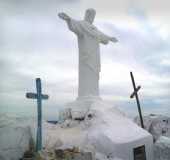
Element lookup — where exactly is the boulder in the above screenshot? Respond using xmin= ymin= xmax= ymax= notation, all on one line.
xmin=134 ymin=114 xmax=170 ymax=141
xmin=154 ymin=136 xmax=170 ymax=160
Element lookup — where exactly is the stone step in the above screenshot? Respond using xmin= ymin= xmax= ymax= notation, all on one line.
xmin=22 ymin=158 xmax=34 ymax=160
xmin=21 ymin=150 xmax=34 ymax=160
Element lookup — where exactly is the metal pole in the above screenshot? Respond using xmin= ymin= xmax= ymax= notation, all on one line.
xmin=130 ymin=72 xmax=144 ymax=129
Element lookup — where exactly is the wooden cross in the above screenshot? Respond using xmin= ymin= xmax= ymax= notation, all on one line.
xmin=26 ymin=78 xmax=49 ymax=152
xmin=130 ymin=72 xmax=144 ymax=129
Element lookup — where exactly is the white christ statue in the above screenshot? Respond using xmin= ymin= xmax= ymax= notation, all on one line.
xmin=58 ymin=8 xmax=118 ymax=100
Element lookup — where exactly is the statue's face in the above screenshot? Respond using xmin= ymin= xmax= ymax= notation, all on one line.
xmin=84 ymin=9 xmax=96 ymax=24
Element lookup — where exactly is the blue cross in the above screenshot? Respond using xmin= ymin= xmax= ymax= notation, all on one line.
xmin=26 ymin=78 xmax=49 ymax=152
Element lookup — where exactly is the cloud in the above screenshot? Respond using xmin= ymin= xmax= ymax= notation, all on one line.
xmin=0 ymin=0 xmax=169 ymax=117
xmin=97 ymin=13 xmax=170 ymax=115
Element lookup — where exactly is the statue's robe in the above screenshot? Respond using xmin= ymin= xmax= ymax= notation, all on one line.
xmin=66 ymin=18 xmax=110 ymax=98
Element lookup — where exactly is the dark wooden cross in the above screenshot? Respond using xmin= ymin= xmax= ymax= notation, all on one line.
xmin=130 ymin=72 xmax=144 ymax=129
xmin=26 ymin=78 xmax=49 ymax=152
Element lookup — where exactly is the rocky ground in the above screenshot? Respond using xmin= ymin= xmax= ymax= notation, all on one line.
xmin=2 ymin=111 xmax=170 ymax=160
xmin=135 ymin=114 xmax=170 ymax=160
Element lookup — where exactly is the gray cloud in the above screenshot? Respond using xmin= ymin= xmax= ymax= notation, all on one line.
xmin=0 ymin=0 xmax=170 ymax=117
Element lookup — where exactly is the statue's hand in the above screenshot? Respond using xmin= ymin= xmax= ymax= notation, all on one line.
xmin=58 ymin=12 xmax=70 ymax=21
xmin=110 ymin=37 xmax=118 ymax=43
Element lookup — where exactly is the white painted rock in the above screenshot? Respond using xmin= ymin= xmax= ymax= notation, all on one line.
xmin=0 ymin=126 xmax=32 ymax=160
xmin=44 ymin=100 xmax=153 ymax=160
xmin=0 ymin=114 xmax=35 ymax=160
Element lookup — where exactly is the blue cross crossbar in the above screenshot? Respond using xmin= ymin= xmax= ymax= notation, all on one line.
xmin=26 ymin=93 xmax=49 ymax=99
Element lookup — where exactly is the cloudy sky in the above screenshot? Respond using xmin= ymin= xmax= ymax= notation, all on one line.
xmin=0 ymin=0 xmax=170 ymax=117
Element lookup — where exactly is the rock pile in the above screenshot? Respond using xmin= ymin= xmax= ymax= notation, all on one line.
xmin=135 ymin=114 xmax=170 ymax=160
xmin=35 ymin=147 xmax=93 ymax=160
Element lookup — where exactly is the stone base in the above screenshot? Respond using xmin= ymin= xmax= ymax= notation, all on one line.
xmin=45 ymin=100 xmax=153 ymax=160
xmin=76 ymin=95 xmax=102 ymax=102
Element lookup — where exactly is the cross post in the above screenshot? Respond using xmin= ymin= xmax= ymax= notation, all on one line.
xmin=130 ymin=72 xmax=144 ymax=129
xmin=26 ymin=78 xmax=49 ymax=152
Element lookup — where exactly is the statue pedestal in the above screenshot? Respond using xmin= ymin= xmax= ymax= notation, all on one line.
xmin=76 ymin=95 xmax=102 ymax=102
xmin=64 ymin=96 xmax=102 ymax=120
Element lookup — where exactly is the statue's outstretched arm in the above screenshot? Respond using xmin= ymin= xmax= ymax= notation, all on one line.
xmin=58 ymin=12 xmax=81 ymax=35
xmin=58 ymin=12 xmax=71 ymax=22
xmin=97 ymin=29 xmax=118 ymax=44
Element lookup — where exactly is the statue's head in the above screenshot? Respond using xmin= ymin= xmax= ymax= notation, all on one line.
xmin=84 ymin=8 xmax=96 ymax=24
